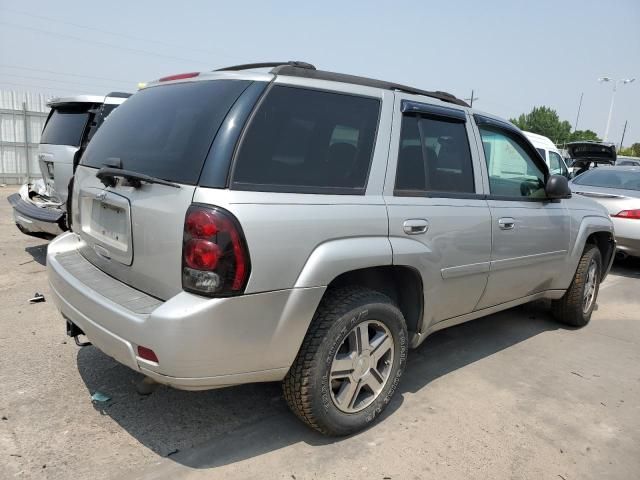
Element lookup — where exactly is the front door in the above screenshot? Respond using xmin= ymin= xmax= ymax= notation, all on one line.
xmin=385 ymin=96 xmax=492 ymax=328
xmin=472 ymin=117 xmax=570 ymax=308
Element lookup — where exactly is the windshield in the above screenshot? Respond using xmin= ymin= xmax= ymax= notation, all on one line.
xmin=40 ymin=106 xmax=91 ymax=146
xmin=80 ymin=80 xmax=251 ymax=185
xmin=573 ymin=169 xmax=640 ymax=191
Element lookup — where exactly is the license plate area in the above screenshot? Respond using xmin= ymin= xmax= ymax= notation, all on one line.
xmin=79 ymin=189 xmax=133 ymax=265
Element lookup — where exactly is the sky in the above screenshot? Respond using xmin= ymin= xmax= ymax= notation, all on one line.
xmin=1 ymin=0 xmax=638 ymax=146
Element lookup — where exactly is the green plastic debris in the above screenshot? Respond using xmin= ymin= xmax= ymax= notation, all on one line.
xmin=91 ymin=391 xmax=111 ymax=403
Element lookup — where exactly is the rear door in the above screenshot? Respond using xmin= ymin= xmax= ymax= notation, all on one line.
xmin=472 ymin=116 xmax=570 ymax=308
xmin=385 ymin=95 xmax=492 ymax=326
xmin=39 ymin=104 xmax=94 ymax=202
xmin=72 ymin=79 xmax=254 ymax=300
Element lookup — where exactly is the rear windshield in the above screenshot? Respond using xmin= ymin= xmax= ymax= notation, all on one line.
xmin=40 ymin=107 xmax=91 ymax=146
xmin=81 ymin=80 xmax=250 ymax=185
xmin=573 ymin=169 xmax=640 ymax=191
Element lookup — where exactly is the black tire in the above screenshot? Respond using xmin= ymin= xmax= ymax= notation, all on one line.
xmin=552 ymin=244 xmax=602 ymax=327
xmin=283 ymin=286 xmax=408 ymax=436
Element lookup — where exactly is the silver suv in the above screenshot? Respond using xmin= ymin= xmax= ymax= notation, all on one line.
xmin=47 ymin=62 xmax=616 ymax=436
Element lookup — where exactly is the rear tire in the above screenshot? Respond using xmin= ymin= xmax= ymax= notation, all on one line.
xmin=283 ymin=286 xmax=408 ymax=436
xmin=552 ymin=244 xmax=602 ymax=327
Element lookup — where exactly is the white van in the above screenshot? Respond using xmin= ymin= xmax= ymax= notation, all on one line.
xmin=524 ymin=131 xmax=569 ymax=177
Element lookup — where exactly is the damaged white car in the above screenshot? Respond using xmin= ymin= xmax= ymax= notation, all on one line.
xmin=8 ymin=93 xmax=130 ymax=236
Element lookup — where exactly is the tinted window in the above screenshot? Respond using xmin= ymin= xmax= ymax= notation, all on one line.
xmin=573 ymin=169 xmax=640 ymax=191
xmin=40 ymin=107 xmax=90 ymax=146
xmin=536 ymin=148 xmax=546 ymax=160
xmin=81 ymin=80 xmax=250 ymax=185
xmin=232 ymin=86 xmax=380 ymax=193
xmin=86 ymin=104 xmax=119 ymax=142
xmin=395 ymin=115 xmax=474 ymax=194
xmin=479 ymin=127 xmax=546 ymax=198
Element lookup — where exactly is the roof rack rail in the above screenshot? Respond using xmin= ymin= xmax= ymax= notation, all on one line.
xmin=270 ymin=65 xmax=469 ymax=107
xmin=215 ymin=61 xmax=316 ymax=72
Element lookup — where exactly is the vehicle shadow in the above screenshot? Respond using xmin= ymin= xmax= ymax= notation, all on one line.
xmin=24 ymin=243 xmax=48 ymax=266
xmin=76 ymin=300 xmax=562 ymax=469
xmin=609 ymin=255 xmax=640 ymax=279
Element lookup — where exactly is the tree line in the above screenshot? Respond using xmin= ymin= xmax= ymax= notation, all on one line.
xmin=509 ymin=106 xmax=639 ymax=156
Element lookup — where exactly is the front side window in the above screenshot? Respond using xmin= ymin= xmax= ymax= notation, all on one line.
xmin=232 ymin=86 xmax=380 ymax=194
xmin=548 ymin=151 xmax=568 ymax=176
xmin=395 ymin=115 xmax=475 ymax=194
xmin=479 ymin=127 xmax=546 ymax=198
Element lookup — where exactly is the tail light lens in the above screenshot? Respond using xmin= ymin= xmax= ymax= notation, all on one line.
xmin=612 ymin=209 xmax=640 ymax=219
xmin=182 ymin=205 xmax=251 ymax=296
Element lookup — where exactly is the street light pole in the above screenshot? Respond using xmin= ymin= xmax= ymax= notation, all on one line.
xmin=599 ymin=77 xmax=635 ymax=142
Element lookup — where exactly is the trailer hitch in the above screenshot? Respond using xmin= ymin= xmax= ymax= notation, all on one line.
xmin=66 ymin=319 xmax=92 ymax=347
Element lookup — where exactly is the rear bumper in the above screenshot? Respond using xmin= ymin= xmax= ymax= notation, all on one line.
xmin=47 ymin=232 xmax=324 ymax=390
xmin=8 ymin=189 xmax=65 ymax=236
xmin=616 ymin=237 xmax=640 ymax=257
xmin=611 ymin=217 xmax=640 ymax=257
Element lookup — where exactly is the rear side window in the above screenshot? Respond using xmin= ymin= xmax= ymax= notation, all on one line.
xmin=232 ymin=86 xmax=380 ymax=194
xmin=81 ymin=80 xmax=251 ymax=185
xmin=40 ymin=107 xmax=90 ymax=147
xmin=395 ymin=115 xmax=475 ymax=195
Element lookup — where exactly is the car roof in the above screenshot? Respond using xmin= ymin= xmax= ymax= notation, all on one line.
xmin=577 ymin=165 xmax=640 ymax=172
xmin=523 ymin=131 xmax=557 ymax=149
xmin=146 ymin=61 xmax=469 ymax=107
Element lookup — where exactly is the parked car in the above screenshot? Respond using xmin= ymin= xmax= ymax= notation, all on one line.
xmin=8 ymin=92 xmax=130 ymax=236
xmin=570 ymin=166 xmax=640 ymax=258
xmin=566 ymin=141 xmax=617 ymax=178
xmin=47 ymin=61 xmax=616 ymax=436
xmin=523 ymin=131 xmax=570 ymax=177
xmin=616 ymin=155 xmax=640 ymax=167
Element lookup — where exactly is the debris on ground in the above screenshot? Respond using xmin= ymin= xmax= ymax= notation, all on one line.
xmin=91 ymin=391 xmax=111 ymax=403
xmin=28 ymin=293 xmax=46 ymax=303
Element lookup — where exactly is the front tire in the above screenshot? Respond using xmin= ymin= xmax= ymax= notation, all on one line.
xmin=283 ymin=286 xmax=408 ymax=436
xmin=552 ymin=244 xmax=602 ymax=327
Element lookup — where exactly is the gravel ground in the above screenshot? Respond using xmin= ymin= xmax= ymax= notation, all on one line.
xmin=1 ymin=185 xmax=639 ymax=480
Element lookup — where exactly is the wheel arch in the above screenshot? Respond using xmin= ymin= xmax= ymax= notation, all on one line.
xmin=322 ymin=265 xmax=424 ymax=342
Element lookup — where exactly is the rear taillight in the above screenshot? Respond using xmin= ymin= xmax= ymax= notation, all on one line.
xmin=612 ymin=209 xmax=640 ymax=219
xmin=158 ymin=72 xmax=200 ymax=82
xmin=182 ymin=205 xmax=251 ymax=296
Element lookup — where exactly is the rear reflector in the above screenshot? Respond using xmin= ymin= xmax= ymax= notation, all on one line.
xmin=158 ymin=72 xmax=200 ymax=82
xmin=137 ymin=346 xmax=159 ymax=363
xmin=612 ymin=209 xmax=640 ymax=219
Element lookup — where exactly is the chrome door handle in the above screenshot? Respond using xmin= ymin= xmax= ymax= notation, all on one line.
xmin=403 ymin=219 xmax=429 ymax=235
xmin=498 ymin=217 xmax=515 ymax=230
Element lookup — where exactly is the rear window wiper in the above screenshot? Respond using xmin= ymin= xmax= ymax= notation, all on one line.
xmin=96 ymin=167 xmax=181 ymax=189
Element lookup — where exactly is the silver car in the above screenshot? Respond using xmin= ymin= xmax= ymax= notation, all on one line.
xmin=47 ymin=61 xmax=616 ymax=435
xmin=570 ymin=166 xmax=640 ymax=257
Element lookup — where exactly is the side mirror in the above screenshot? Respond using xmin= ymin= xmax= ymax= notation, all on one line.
xmin=546 ymin=174 xmax=572 ymax=199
